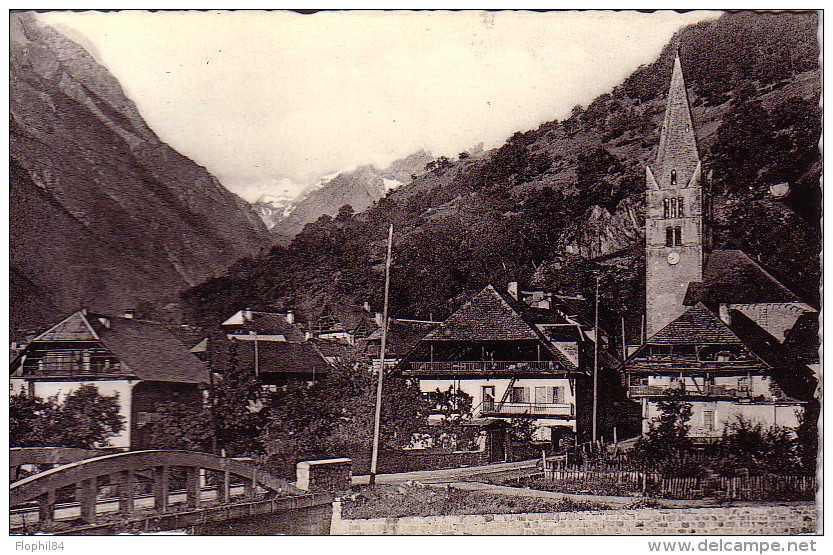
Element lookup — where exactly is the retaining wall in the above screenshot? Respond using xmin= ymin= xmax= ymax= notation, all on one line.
xmin=332 ymin=503 xmax=818 ymax=535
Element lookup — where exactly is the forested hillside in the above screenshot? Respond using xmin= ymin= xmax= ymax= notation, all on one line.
xmin=182 ymin=11 xmax=820 ymax=328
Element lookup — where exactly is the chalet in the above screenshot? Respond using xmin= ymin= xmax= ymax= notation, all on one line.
xmin=623 ymin=54 xmax=817 ymax=438
xmin=394 ymin=284 xmax=625 ymax=445
xmin=624 ymin=303 xmax=815 ymax=438
xmin=209 ymin=336 xmax=332 ymax=389
xmin=310 ymin=303 xmax=378 ymax=345
xmin=213 ymin=309 xmax=333 ymax=387
xmin=220 ymin=309 xmax=307 ymax=342
xmin=10 ymin=310 xmax=208 ymax=449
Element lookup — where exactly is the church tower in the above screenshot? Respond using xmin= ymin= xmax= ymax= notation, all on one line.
xmin=645 ymin=54 xmax=704 ymax=337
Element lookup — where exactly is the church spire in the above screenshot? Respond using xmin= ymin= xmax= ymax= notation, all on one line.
xmin=651 ymin=54 xmax=700 ymax=189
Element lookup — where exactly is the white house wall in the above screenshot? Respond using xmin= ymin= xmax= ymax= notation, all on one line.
xmin=10 ymin=379 xmax=135 ymax=448
xmin=643 ymin=399 xmax=803 ymax=437
xmin=419 ymin=377 xmax=577 ymax=440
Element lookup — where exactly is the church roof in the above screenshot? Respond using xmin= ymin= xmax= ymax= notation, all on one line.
xmin=683 ymin=249 xmax=805 ymax=306
xmin=647 ymin=303 xmax=742 ymax=345
xmin=651 ymin=54 xmax=700 ymax=189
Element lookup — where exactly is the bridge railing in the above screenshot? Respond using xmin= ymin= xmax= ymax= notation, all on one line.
xmin=10 ymin=449 xmax=299 ymax=527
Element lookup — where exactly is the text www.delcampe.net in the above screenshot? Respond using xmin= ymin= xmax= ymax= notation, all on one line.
xmin=648 ymin=540 xmax=818 ymax=553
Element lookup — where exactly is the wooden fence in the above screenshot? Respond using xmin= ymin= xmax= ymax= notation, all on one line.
xmin=660 ymin=474 xmax=817 ymax=501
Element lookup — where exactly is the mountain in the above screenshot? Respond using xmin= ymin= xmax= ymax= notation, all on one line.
xmin=10 ymin=12 xmax=272 ymax=335
xmin=181 ymin=11 xmax=820 ymax=329
xmin=268 ymin=150 xmax=433 ymax=244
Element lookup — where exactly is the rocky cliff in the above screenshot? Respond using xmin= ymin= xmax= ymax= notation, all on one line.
xmin=10 ymin=12 xmax=272 ymax=334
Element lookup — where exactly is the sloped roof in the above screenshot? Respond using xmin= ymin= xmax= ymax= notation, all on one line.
xmin=233 ymin=340 xmax=331 ymax=375
xmin=221 ymin=311 xmax=306 ymax=342
xmin=648 ymin=303 xmax=742 ymax=345
xmin=402 ymin=285 xmax=577 ymax=370
xmin=90 ymin=316 xmax=208 ymax=383
xmin=684 ymin=249 xmax=804 ymax=306
xmin=424 ymin=285 xmax=544 ymax=341
xmin=362 ymin=319 xmax=440 ymax=358
xmin=33 ymin=311 xmax=99 ymax=341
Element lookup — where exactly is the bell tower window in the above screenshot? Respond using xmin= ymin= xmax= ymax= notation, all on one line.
xmin=665 ymin=227 xmax=674 ymax=247
xmin=677 ymin=197 xmax=684 ymax=217
xmin=663 ymin=199 xmax=670 ymax=219
xmin=671 ymin=169 xmax=677 ymax=186
xmin=674 ymin=226 xmax=682 ymax=246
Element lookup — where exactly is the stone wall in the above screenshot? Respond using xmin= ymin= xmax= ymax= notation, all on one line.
xmin=332 ymin=504 xmax=817 ymax=535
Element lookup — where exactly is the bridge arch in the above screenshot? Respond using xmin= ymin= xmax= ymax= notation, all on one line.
xmin=11 ymin=449 xmax=296 ymax=526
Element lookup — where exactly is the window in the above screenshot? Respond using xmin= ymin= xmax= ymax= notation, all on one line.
xmin=703 ymin=410 xmax=716 ymax=432
xmin=665 ymin=227 xmax=674 ymax=247
xmin=663 ymin=199 xmax=670 ymax=219
xmin=677 ymin=197 xmax=685 ymax=217
xmin=551 ymin=386 xmax=564 ymax=404
xmin=674 ymin=226 xmax=682 ymax=246
xmin=511 ymin=386 xmax=529 ymax=404
xmin=737 ymin=376 xmax=750 ymax=392
xmin=671 ymin=169 xmax=677 ymax=186
xmin=669 ymin=198 xmax=676 ymax=218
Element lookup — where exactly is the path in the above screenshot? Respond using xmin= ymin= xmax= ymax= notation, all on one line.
xmin=352 ymin=459 xmax=539 ymax=486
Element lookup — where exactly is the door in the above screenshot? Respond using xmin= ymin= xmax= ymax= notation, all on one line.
xmin=486 ymin=426 xmax=507 ymax=462
xmin=534 ymin=386 xmax=548 ymax=413
xmin=481 ymin=386 xmax=495 ymax=413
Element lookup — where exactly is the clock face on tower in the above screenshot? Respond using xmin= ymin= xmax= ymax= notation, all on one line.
xmin=667 ymin=252 xmax=680 ymax=265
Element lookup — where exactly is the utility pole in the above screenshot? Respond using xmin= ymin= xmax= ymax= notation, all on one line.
xmin=592 ymin=273 xmax=600 ymax=443
xmin=369 ymin=224 xmax=394 ymax=485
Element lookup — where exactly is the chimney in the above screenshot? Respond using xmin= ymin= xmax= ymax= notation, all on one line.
xmin=507 ymin=281 xmax=519 ymax=300
xmin=363 ymin=301 xmax=371 ymax=312
xmin=97 ymin=317 xmax=111 ymax=329
xmin=375 ymin=312 xmax=383 ymax=327
xmin=304 ymin=331 xmax=313 ymax=341
xmin=123 ymin=309 xmax=135 ymax=319
xmin=285 ymin=311 xmax=295 ymax=324
xmin=243 ymin=308 xmax=253 ymax=321
xmin=80 ymin=307 xmax=88 ymax=316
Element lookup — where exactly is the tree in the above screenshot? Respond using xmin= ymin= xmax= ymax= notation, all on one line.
xmin=715 ymin=416 xmax=801 ymax=476
xmin=10 ymin=385 xmax=125 ymax=449
xmin=335 ymin=204 xmax=355 ymax=222
xmin=632 ymin=389 xmax=693 ymax=472
xmin=142 ymin=400 xmax=214 ymax=452
xmin=10 ymin=391 xmax=50 ymax=447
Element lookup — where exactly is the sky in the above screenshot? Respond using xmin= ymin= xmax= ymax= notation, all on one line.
xmin=39 ymin=9 xmax=721 ymax=202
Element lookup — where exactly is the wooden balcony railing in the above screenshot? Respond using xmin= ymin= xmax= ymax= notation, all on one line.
xmin=404 ymin=361 xmax=564 ymax=374
xmin=625 ymin=356 xmax=764 ymax=373
xmin=480 ymin=402 xmax=574 ymax=418
xmin=628 ymin=384 xmax=752 ymax=399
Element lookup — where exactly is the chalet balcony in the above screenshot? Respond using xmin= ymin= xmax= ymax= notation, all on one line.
xmin=625 ymin=356 xmax=764 ymax=373
xmin=480 ymin=402 xmax=575 ymax=418
xmin=628 ymin=384 xmax=752 ymax=399
xmin=404 ymin=360 xmax=566 ymax=375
